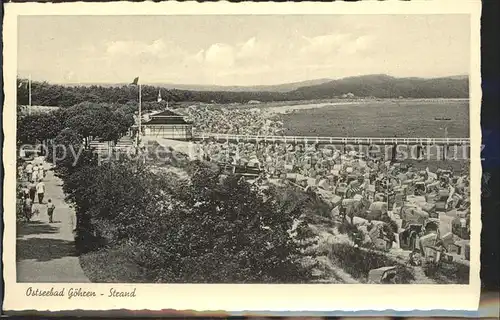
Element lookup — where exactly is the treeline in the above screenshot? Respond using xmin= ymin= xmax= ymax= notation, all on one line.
xmin=17 ymin=74 xmax=469 ymax=107
xmin=17 ymin=79 xmax=290 ymax=107
xmin=17 ymin=101 xmax=135 ymax=149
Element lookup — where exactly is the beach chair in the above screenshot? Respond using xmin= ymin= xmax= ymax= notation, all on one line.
xmin=335 ymin=183 xmax=348 ymax=197
xmin=368 ymin=266 xmax=398 ymax=284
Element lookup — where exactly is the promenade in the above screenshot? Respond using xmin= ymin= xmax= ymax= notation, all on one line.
xmin=16 ymin=158 xmax=89 ymax=283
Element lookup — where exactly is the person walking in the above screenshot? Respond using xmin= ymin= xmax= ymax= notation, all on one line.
xmin=28 ymin=180 xmax=37 ymax=202
xmin=39 ymin=164 xmax=46 ymax=179
xmin=31 ymin=166 xmax=38 ymax=183
xmin=18 ymin=164 xmax=25 ymax=181
xmin=24 ymin=196 xmax=33 ymax=222
xmin=25 ymin=162 xmax=33 ymax=180
xmin=36 ymin=164 xmax=42 ymax=181
xmin=36 ymin=179 xmax=45 ymax=204
xmin=46 ymin=199 xmax=55 ymax=223
xmin=22 ymin=184 xmax=30 ymax=200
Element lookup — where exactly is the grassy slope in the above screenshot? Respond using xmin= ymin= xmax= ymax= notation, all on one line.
xmin=427 ymin=261 xmax=470 ymax=284
xmin=80 ymin=234 xmax=469 ymax=284
xmin=328 ymin=242 xmax=415 ymax=284
xmin=79 ymin=244 xmax=150 ymax=283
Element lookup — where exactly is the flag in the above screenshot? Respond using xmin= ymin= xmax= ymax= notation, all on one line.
xmin=157 ymin=89 xmax=162 ymax=102
xmin=130 ymin=77 xmax=139 ymax=85
xmin=434 ymin=226 xmax=441 ymax=247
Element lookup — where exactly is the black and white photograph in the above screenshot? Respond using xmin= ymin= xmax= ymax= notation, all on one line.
xmin=3 ymin=1 xmax=482 ymax=313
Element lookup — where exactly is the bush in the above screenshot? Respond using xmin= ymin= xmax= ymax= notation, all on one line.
xmin=62 ymin=159 xmax=319 ymax=283
xmin=337 ymin=220 xmax=358 ymax=235
xmin=79 ymin=243 xmax=150 ymax=283
xmin=427 ymin=261 xmax=470 ymax=284
xmin=16 ymin=182 xmax=26 ymax=222
xmin=63 ymin=160 xmax=159 ymax=252
xmin=329 ymin=243 xmax=415 ymax=283
xmin=16 ymin=200 xmax=26 ymax=222
xmin=134 ymin=166 xmax=318 ymax=283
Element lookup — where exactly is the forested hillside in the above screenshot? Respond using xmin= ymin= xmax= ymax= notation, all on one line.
xmin=17 ymin=74 xmax=468 ymax=107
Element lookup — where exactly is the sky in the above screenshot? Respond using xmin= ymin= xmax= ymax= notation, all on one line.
xmin=18 ymin=15 xmax=471 ymax=86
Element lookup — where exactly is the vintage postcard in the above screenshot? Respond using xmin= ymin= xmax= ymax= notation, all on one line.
xmin=3 ymin=0 xmax=481 ymax=313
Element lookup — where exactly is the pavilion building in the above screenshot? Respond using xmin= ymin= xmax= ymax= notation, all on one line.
xmin=142 ymin=109 xmax=194 ymax=140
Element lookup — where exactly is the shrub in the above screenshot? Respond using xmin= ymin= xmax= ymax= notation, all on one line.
xmin=427 ymin=261 xmax=469 ymax=284
xmin=132 ymin=166 xmax=318 ymax=283
xmin=79 ymin=243 xmax=149 ymax=283
xmin=63 ymin=159 xmax=319 ymax=283
xmin=337 ymin=220 xmax=358 ymax=235
xmin=63 ymin=160 xmax=160 ymax=252
xmin=329 ymin=243 xmax=415 ymax=283
xmin=16 ymin=200 xmax=26 ymax=222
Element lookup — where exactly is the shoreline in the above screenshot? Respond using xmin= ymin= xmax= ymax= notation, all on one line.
xmin=261 ymin=98 xmax=470 ymax=116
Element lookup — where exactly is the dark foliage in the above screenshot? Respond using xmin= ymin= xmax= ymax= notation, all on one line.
xmin=17 ymin=75 xmax=469 ymax=107
xmin=329 ymin=243 xmax=415 ymax=283
xmin=62 ymin=158 xmax=319 ymax=283
xmin=292 ymin=75 xmax=469 ymax=99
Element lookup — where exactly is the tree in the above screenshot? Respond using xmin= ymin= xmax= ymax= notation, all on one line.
xmin=47 ymin=127 xmax=96 ymax=180
xmin=62 ymin=160 xmax=152 ymax=252
xmin=65 ymin=114 xmax=95 ymax=148
xmin=17 ymin=78 xmax=29 ymax=105
xmin=61 ymin=159 xmax=318 ymax=283
xmin=17 ymin=114 xmax=41 ymax=145
xmin=17 ymin=112 xmax=63 ymax=146
xmin=59 ymin=102 xmax=135 ymax=146
xmin=132 ymin=162 xmax=318 ymax=283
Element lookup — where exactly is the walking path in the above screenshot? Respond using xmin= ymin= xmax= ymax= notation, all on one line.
xmin=16 ymin=158 xmax=90 ymax=282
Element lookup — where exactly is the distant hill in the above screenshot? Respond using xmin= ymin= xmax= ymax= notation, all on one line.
xmin=61 ymin=74 xmax=468 ymax=99
xmin=64 ymin=78 xmax=333 ymax=93
xmin=288 ymin=74 xmax=469 ymax=99
xmin=154 ymin=78 xmax=334 ymax=92
xmin=445 ymin=75 xmax=469 ymax=80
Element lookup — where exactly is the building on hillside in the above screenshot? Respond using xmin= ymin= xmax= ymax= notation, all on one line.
xmin=248 ymin=100 xmax=261 ymax=104
xmin=141 ymin=109 xmax=194 ymax=140
xmin=18 ymin=105 xmax=60 ymax=116
xmin=341 ymin=93 xmax=355 ymax=99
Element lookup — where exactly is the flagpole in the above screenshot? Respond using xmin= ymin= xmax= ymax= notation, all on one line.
xmin=138 ymin=83 xmax=142 ymax=150
xmin=386 ymin=179 xmax=390 ymax=212
xmin=28 ymin=74 xmax=32 ymax=107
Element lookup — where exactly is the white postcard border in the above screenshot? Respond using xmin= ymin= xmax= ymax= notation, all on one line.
xmin=3 ymin=0 xmax=482 ymax=312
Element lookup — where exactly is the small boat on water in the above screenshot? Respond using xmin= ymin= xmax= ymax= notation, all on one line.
xmin=434 ymin=117 xmax=452 ymax=121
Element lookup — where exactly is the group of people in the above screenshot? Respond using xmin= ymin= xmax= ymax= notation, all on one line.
xmin=19 ymin=162 xmax=45 ymax=184
xmin=17 ymin=160 xmax=55 ymax=223
xmin=178 ymin=105 xmax=285 ymax=136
